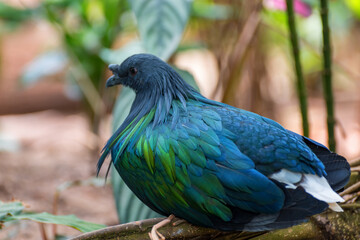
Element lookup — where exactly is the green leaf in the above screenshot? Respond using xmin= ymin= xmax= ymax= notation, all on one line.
xmin=173 ymin=66 xmax=200 ymax=91
xmin=175 ymin=42 xmax=206 ymax=53
xmin=83 ymin=0 xmax=105 ymax=25
xmin=55 ymin=235 xmax=69 ymax=240
xmin=112 ymin=87 xmax=136 ymax=130
xmin=5 ymin=212 xmax=105 ymax=233
xmin=345 ymin=0 xmax=360 ymax=18
xmin=21 ymin=50 xmax=68 ymax=87
xmin=43 ymin=0 xmax=74 ymax=5
xmin=129 ymin=0 xmax=192 ymax=61
xmin=328 ymin=1 xmax=353 ymax=33
xmin=0 ymin=201 xmax=24 ymax=221
xmin=103 ymin=0 xmax=129 ymax=29
xmin=191 ymin=0 xmax=231 ymax=20
xmin=1 ymin=201 xmax=104 ymax=233
xmin=0 ymin=2 xmax=37 ymax=23
xmin=100 ymin=41 xmax=145 ymax=65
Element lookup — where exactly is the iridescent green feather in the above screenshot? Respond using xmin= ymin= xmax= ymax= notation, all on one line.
xmin=143 ymin=139 xmax=155 ymax=174
xmin=157 ymin=145 xmax=176 ymax=184
xmin=189 ymin=172 xmax=227 ymax=201
xmin=119 ymin=104 xmax=237 ymax=222
xmin=189 ymin=148 xmax=207 ymax=168
xmin=113 ymin=109 xmax=156 ymax=164
xmin=174 ymin=143 xmax=191 ymax=165
xmin=198 ymin=139 xmax=222 ymax=158
xmin=175 ymin=163 xmax=191 ymax=187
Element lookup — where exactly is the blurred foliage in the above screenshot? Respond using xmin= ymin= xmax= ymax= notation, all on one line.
xmin=129 ymin=0 xmax=192 ymax=60
xmin=1 ymin=0 xmax=129 ymax=134
xmin=21 ymin=50 xmax=68 ymax=87
xmin=0 ymin=2 xmax=38 ymax=31
xmin=0 ymin=0 xmax=359 ymax=130
xmin=346 ymin=0 xmax=360 ymax=18
xmin=0 ymin=200 xmax=105 ymax=233
xmin=42 ymin=0 xmax=128 ymax=134
xmin=0 ymin=178 xmax=109 ymax=239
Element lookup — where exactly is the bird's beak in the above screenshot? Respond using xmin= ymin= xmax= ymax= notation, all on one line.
xmin=106 ymin=75 xmax=119 ymax=88
xmin=106 ymin=64 xmax=121 ymax=88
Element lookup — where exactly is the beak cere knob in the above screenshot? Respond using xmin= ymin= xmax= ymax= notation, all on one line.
xmin=108 ymin=64 xmax=119 ymax=74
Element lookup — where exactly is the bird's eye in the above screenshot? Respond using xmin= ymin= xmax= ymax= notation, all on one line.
xmin=129 ymin=67 xmax=138 ymax=76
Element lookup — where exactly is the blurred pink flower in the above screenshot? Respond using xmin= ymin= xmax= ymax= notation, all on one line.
xmin=264 ymin=0 xmax=312 ymax=17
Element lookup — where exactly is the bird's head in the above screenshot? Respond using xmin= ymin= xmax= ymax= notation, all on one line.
xmin=106 ymin=53 xmax=191 ymax=96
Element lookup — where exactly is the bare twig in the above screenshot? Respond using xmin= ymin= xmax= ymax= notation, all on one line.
xmin=350 ymin=158 xmax=360 ymax=167
xmin=39 ymin=223 xmax=48 ymax=240
xmin=215 ymin=1 xmax=262 ymax=103
xmin=351 ymin=166 xmax=360 ymax=172
xmin=341 ymin=203 xmax=360 ymax=209
xmin=340 ymin=181 xmax=360 ymax=196
xmin=52 ymin=191 xmax=60 ymax=238
xmin=342 ymin=192 xmax=360 ymax=203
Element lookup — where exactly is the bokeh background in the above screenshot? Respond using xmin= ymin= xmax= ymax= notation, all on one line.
xmin=0 ymin=0 xmax=360 ymax=239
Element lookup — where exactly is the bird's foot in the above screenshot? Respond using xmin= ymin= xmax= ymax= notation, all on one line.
xmin=149 ymin=214 xmax=175 ymax=240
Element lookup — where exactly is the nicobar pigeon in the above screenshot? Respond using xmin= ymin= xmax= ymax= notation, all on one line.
xmin=98 ymin=54 xmax=350 ymax=231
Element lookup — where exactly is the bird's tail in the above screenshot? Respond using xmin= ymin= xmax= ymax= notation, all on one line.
xmin=303 ymin=137 xmax=350 ymax=192
xmin=216 ymin=183 xmax=329 ymax=231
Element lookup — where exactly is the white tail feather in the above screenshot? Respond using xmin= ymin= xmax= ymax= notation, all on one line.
xmin=329 ymin=203 xmax=343 ymax=212
xmin=300 ymin=174 xmax=344 ymax=203
xmin=269 ymin=169 xmax=344 ymax=212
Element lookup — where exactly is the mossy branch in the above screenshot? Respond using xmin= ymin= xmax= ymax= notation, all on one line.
xmin=71 ymin=205 xmax=360 ymax=240
xmin=70 ymin=217 xmax=265 ymax=240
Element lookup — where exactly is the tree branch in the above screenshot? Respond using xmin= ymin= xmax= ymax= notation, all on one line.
xmin=71 ymin=205 xmax=360 ymax=240
xmin=70 ymin=217 xmax=265 ymax=240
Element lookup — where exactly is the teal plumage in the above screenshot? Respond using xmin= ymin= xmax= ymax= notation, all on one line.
xmin=98 ymin=54 xmax=350 ymax=231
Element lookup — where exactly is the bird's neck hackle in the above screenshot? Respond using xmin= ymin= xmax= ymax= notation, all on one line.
xmin=97 ymin=70 xmax=199 ymax=176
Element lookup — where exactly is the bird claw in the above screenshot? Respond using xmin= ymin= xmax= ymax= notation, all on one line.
xmin=156 ymin=230 xmax=165 ymax=239
xmin=149 ymin=214 xmax=175 ymax=240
